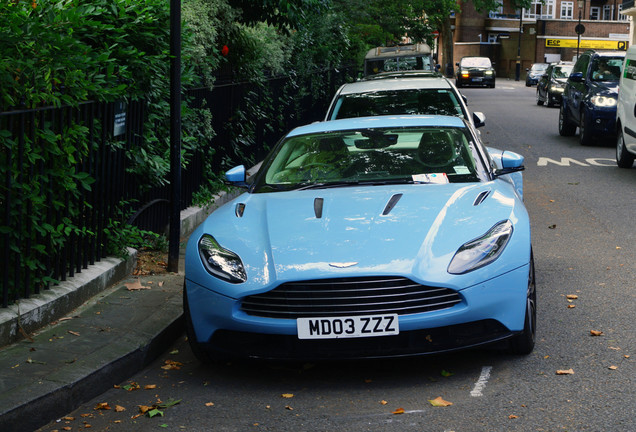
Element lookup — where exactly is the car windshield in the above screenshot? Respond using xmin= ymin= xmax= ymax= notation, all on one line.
xmin=591 ymin=57 xmax=623 ymax=81
xmin=461 ymin=57 xmax=491 ymax=68
xmin=552 ymin=65 xmax=573 ymax=78
xmin=331 ymin=89 xmax=465 ymax=120
xmin=531 ymin=64 xmax=548 ymax=72
xmin=254 ymin=126 xmax=482 ymax=192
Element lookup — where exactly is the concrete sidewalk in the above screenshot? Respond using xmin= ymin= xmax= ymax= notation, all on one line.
xmin=0 ymin=188 xmax=241 ymax=432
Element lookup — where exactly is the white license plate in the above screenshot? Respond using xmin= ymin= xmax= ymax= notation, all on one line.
xmin=297 ymin=314 xmax=399 ymax=339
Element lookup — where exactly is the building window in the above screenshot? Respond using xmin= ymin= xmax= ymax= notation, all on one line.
xmin=488 ymin=34 xmax=499 ymax=43
xmin=602 ymin=5 xmax=613 ymax=20
xmin=590 ymin=6 xmax=600 ymax=20
xmin=523 ymin=0 xmax=555 ymax=19
xmin=488 ymin=1 xmax=504 ymax=18
xmin=560 ymin=1 xmax=573 ymax=19
xmin=618 ymin=4 xmax=629 ymax=21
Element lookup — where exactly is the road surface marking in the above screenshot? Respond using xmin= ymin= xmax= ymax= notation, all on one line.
xmin=470 ymin=366 xmax=493 ymax=397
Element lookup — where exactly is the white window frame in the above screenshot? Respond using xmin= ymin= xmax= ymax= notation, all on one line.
xmin=560 ymin=1 xmax=573 ymax=19
xmin=523 ymin=0 xmax=555 ymax=19
xmin=590 ymin=6 xmax=600 ymax=20
xmin=602 ymin=5 xmax=613 ymax=20
xmin=488 ymin=1 xmax=504 ymax=18
xmin=618 ymin=4 xmax=629 ymax=21
xmin=488 ymin=34 xmax=499 ymax=43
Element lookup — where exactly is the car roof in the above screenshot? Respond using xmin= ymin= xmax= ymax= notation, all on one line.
xmin=335 ymin=77 xmax=453 ymax=95
xmin=587 ymin=50 xmax=626 ymax=58
xmin=365 ymin=71 xmax=443 ymax=80
xmin=287 ymin=115 xmax=467 ymax=137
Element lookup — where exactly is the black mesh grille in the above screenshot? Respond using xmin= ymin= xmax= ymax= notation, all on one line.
xmin=241 ymin=276 xmax=462 ymax=319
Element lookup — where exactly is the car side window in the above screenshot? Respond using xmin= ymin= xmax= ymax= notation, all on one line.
xmin=572 ymin=55 xmax=589 ymax=75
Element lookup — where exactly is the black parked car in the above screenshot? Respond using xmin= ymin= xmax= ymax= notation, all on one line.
xmin=536 ymin=62 xmax=573 ymax=107
xmin=559 ymin=50 xmax=625 ymax=145
xmin=525 ymin=63 xmax=549 ymax=86
xmin=455 ymin=56 xmax=496 ymax=88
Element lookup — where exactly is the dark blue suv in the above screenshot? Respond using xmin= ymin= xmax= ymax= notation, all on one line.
xmin=558 ymin=50 xmax=625 ymax=145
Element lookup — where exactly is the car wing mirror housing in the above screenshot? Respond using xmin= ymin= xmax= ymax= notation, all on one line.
xmin=473 ymin=112 xmax=486 ymax=128
xmin=225 ymin=165 xmax=248 ymax=187
xmin=569 ymin=72 xmax=584 ymax=82
xmin=495 ymin=151 xmax=525 ymax=176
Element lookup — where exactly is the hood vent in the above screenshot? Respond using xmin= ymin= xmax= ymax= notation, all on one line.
xmin=235 ymin=203 xmax=246 ymax=218
xmin=473 ymin=190 xmax=491 ymax=206
xmin=314 ymin=198 xmax=324 ymax=218
xmin=382 ymin=193 xmax=403 ymax=215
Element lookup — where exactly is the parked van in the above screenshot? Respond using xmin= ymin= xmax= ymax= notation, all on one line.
xmin=616 ymin=45 xmax=636 ymax=168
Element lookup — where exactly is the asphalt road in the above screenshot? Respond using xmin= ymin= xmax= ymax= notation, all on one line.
xmin=38 ymin=79 xmax=635 ymax=432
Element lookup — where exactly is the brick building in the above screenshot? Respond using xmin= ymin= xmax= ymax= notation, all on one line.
xmin=442 ymin=0 xmax=631 ymax=79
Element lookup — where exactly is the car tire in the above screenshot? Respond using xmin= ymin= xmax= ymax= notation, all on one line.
xmin=536 ymin=90 xmax=543 ymax=106
xmin=579 ymin=110 xmax=594 ymax=146
xmin=184 ymin=285 xmax=214 ymax=364
xmin=616 ymin=128 xmax=635 ymax=168
xmin=509 ymin=251 xmax=536 ymax=355
xmin=558 ymin=104 xmax=576 ymax=136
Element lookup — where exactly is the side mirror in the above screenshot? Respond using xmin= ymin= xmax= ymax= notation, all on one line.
xmin=525 ymin=68 xmax=530 ymax=72
xmin=495 ymin=151 xmax=525 ymax=176
xmin=455 ymin=62 xmax=460 ymax=66
xmin=225 ymin=165 xmax=248 ymax=187
xmin=569 ymin=72 xmax=584 ymax=82
xmin=473 ymin=112 xmax=486 ymax=128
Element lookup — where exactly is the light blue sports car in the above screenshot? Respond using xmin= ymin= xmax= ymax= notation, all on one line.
xmin=184 ymin=115 xmax=535 ymax=361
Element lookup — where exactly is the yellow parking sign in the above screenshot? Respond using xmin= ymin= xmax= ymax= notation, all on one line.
xmin=545 ymin=39 xmax=628 ymax=50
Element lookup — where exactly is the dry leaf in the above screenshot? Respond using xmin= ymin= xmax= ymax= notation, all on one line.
xmin=63 ymin=427 xmax=72 ymax=431
xmin=608 ymin=366 xmax=618 ymax=370
xmin=115 ymin=405 xmax=126 ymax=412
xmin=84 ymin=424 xmax=92 ymax=428
xmin=566 ymin=294 xmax=578 ymax=300
xmin=428 ymin=396 xmax=453 ymax=407
xmin=556 ymin=369 xmax=574 ymax=375
xmin=567 ymin=305 xmax=576 ymax=308
xmin=281 ymin=393 xmax=294 ymax=398
xmin=138 ymin=405 xmax=152 ymax=414
xmin=509 ymin=414 xmax=519 ymax=419
xmin=625 ymin=355 xmax=630 ymax=359
xmin=380 ymin=400 xmax=388 ymax=405
xmin=161 ymin=360 xmax=182 ymax=370
xmin=94 ymin=402 xmax=111 ymax=410
xmin=392 ymin=408 xmax=405 ymax=414
xmin=125 ymin=279 xmax=150 ymax=291
xmin=285 ymin=405 xmax=293 ymax=411
xmin=144 ymin=384 xmax=157 ymax=390
xmin=63 ymin=417 xmax=75 ymax=421
xmin=590 ymin=330 xmax=604 ymax=336
xmin=158 ymin=281 xmax=164 ymax=287
xmin=205 ymin=402 xmax=215 ymax=407
xmin=68 ymin=331 xmax=80 ymax=337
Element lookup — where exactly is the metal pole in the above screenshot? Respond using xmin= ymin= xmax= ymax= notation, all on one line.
xmin=577 ymin=9 xmax=582 ymax=59
xmin=515 ymin=10 xmax=522 ymax=81
xmin=168 ymin=0 xmax=182 ymax=273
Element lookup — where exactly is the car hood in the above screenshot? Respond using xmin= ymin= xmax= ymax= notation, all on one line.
xmin=186 ymin=183 xmax=530 ymax=297
xmin=588 ymin=80 xmax=619 ymax=96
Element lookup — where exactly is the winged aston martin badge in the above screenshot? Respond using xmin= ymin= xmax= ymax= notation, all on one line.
xmin=329 ymin=262 xmax=358 ymax=268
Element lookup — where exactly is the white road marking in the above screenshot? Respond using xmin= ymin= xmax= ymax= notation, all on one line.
xmin=470 ymin=366 xmax=493 ymax=397
xmin=537 ymin=157 xmax=615 ymax=167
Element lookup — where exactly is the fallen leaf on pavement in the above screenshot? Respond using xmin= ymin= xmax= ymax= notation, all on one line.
xmin=125 ymin=279 xmax=150 ymax=291
xmin=608 ymin=366 xmax=618 ymax=370
xmin=161 ymin=360 xmax=182 ymax=370
xmin=566 ymin=294 xmax=578 ymax=300
xmin=144 ymin=384 xmax=157 ymax=390
xmin=115 ymin=405 xmax=126 ymax=412
xmin=392 ymin=408 xmax=405 ymax=414
xmin=590 ymin=330 xmax=603 ymax=336
xmin=94 ymin=402 xmax=111 ymax=410
xmin=429 ymin=397 xmax=453 ymax=407
xmin=556 ymin=369 xmax=574 ymax=375
xmin=281 ymin=393 xmax=294 ymax=398
xmin=380 ymin=400 xmax=388 ymax=405
xmin=68 ymin=331 xmax=80 ymax=337
xmin=285 ymin=405 xmax=293 ymax=410
xmin=205 ymin=402 xmax=214 ymax=407
xmin=509 ymin=414 xmax=519 ymax=419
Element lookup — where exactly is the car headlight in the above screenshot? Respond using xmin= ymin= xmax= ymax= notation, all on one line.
xmin=485 ymin=70 xmax=494 ymax=75
xmin=461 ymin=70 xmax=469 ymax=77
xmin=198 ymin=234 xmax=247 ymax=283
xmin=552 ymin=86 xmax=564 ymax=92
xmin=590 ymin=95 xmax=617 ymax=107
xmin=447 ymin=220 xmax=513 ymax=274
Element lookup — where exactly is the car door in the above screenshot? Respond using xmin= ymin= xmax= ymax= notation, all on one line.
xmin=619 ymin=56 xmax=636 ymax=154
xmin=566 ymin=54 xmax=591 ymax=125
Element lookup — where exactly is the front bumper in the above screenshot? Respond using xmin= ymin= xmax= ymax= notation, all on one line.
xmin=459 ymin=75 xmax=495 ymax=87
xmin=585 ymin=105 xmax=617 ymax=136
xmin=185 ymin=265 xmax=529 ymax=360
